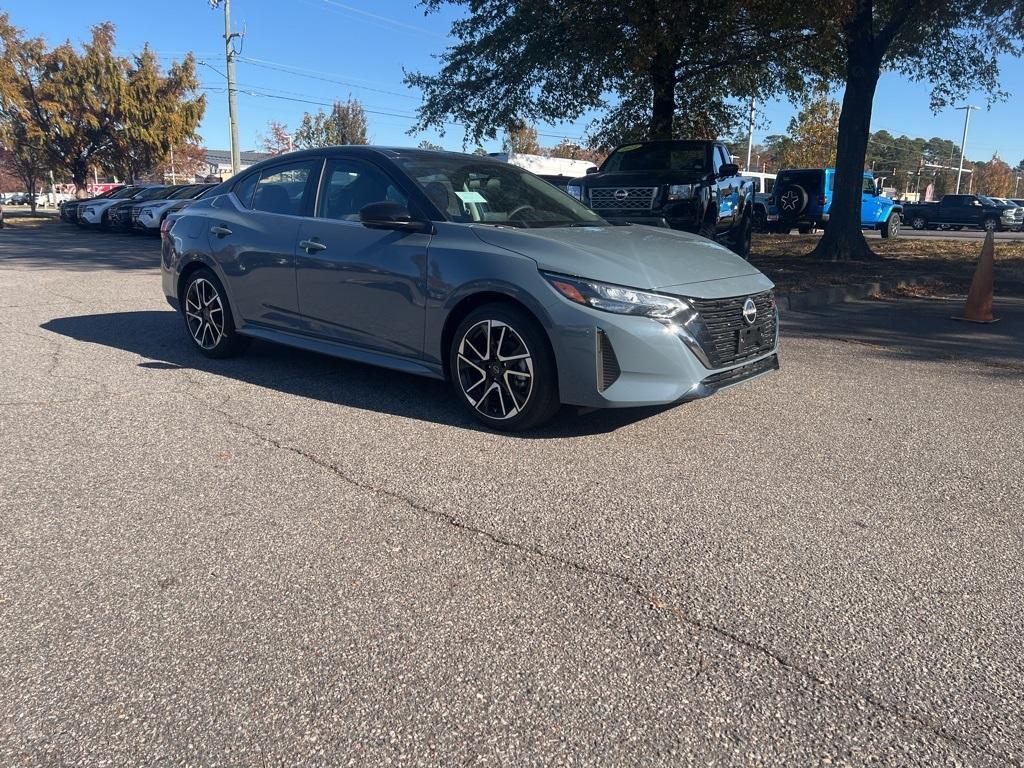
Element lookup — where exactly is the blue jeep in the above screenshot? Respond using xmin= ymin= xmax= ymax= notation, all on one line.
xmin=769 ymin=168 xmax=902 ymax=238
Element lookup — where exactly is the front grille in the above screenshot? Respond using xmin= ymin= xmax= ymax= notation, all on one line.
xmin=688 ymin=291 xmax=777 ymax=368
xmin=596 ymin=329 xmax=621 ymax=391
xmin=702 ymin=354 xmax=779 ymax=392
xmin=131 ymin=206 xmax=143 ymax=221
xmin=589 ymin=187 xmax=657 ymax=211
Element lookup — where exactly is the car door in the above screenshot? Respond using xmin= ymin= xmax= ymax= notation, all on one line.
xmin=295 ymin=156 xmax=430 ymax=358
xmin=860 ymin=175 xmax=882 ymax=225
xmin=204 ymin=158 xmax=322 ymax=331
xmin=713 ymin=145 xmax=736 ymax=231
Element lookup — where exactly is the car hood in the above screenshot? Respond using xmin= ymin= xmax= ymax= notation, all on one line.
xmin=470 ymin=224 xmax=764 ymax=291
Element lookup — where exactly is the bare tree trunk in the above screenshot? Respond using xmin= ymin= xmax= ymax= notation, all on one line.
xmin=812 ymin=6 xmax=882 ymax=261
xmin=648 ymin=50 xmax=676 ymax=140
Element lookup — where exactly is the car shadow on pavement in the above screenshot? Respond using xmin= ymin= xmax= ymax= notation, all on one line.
xmin=42 ymin=310 xmax=671 ymax=438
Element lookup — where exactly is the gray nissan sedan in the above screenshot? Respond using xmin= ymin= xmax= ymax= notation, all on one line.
xmin=161 ymin=147 xmax=778 ymax=430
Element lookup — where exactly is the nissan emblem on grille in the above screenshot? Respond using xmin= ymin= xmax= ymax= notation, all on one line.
xmin=742 ymin=298 xmax=757 ymax=325
xmin=614 ymin=189 xmax=628 ymax=201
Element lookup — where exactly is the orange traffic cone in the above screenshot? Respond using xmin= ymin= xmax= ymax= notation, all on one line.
xmin=952 ymin=231 xmax=999 ymax=323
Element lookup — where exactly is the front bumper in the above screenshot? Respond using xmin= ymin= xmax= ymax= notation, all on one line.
xmin=543 ymin=288 xmax=780 ymax=409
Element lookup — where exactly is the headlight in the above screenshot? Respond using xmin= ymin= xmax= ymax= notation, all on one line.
xmin=542 ymin=272 xmax=690 ymax=318
xmin=84 ymin=207 xmax=95 ymax=215
xmin=566 ymin=184 xmax=583 ymax=201
xmin=667 ymin=184 xmax=695 ymax=201
xmin=141 ymin=207 xmax=154 ymax=218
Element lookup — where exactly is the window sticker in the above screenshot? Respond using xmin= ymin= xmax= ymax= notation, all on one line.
xmin=455 ymin=190 xmax=488 ymax=204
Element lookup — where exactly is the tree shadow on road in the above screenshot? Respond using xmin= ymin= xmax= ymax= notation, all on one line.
xmin=0 ymin=225 xmax=160 ymax=271
xmin=42 ymin=310 xmax=672 ymax=438
xmin=782 ymin=296 xmax=1024 ymax=378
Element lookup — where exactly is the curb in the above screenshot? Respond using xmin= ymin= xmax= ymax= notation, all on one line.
xmin=777 ymin=275 xmax=943 ymax=312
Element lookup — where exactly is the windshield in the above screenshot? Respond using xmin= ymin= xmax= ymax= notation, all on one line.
xmin=168 ymin=185 xmax=203 ymax=200
xmin=977 ymin=196 xmax=1000 ymax=206
xmin=132 ymin=186 xmax=171 ymax=201
xmin=395 ymin=155 xmax=605 ymax=228
xmin=602 ymin=141 xmax=709 ymax=173
xmin=109 ymin=186 xmax=138 ymax=199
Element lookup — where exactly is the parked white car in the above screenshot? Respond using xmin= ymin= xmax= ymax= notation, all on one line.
xmin=133 ymin=183 xmax=215 ymax=231
xmin=79 ymin=185 xmax=165 ymax=226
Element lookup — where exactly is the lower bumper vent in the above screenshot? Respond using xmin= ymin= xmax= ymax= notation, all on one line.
xmin=596 ymin=329 xmax=621 ymax=392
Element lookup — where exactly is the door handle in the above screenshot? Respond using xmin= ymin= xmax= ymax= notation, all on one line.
xmin=210 ymin=225 xmax=232 ymax=237
xmin=299 ymin=239 xmax=327 ymax=253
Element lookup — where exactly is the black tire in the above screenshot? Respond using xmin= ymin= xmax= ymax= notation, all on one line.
xmin=983 ymin=217 xmax=999 ymax=232
xmin=697 ymin=216 xmax=716 ymax=240
xmin=181 ymin=267 xmax=249 ymax=359
xmin=880 ymin=213 xmax=900 ymax=239
xmin=910 ymin=215 xmax=927 ymax=230
xmin=797 ymin=223 xmax=813 ymax=235
xmin=752 ymin=206 xmax=768 ymax=233
xmin=950 ymin=225 xmax=963 ymax=231
xmin=729 ymin=211 xmax=753 ymax=258
xmin=449 ymin=303 xmax=560 ymax=431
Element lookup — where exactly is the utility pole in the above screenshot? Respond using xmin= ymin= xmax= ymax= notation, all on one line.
xmin=954 ymin=105 xmax=977 ymax=194
xmin=170 ymin=147 xmax=177 ymax=184
xmin=1015 ymin=176 xmax=1021 ymax=196
xmin=211 ymin=0 xmax=242 ymax=176
xmin=745 ymin=99 xmax=755 ymax=171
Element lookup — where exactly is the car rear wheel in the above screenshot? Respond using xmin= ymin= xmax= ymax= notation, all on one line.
xmin=449 ymin=304 xmax=559 ymax=431
xmin=181 ymin=268 xmax=249 ymax=358
xmin=983 ymin=217 xmax=999 ymax=232
xmin=910 ymin=215 xmax=927 ymax=230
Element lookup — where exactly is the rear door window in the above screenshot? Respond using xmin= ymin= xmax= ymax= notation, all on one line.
xmin=233 ymin=174 xmax=258 ymax=209
xmin=776 ymin=170 xmax=824 ymax=195
xmin=251 ymin=160 xmax=320 ymax=216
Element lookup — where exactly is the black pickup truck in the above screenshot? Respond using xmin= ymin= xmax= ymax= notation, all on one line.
xmin=902 ymin=194 xmax=1023 ymax=232
xmin=565 ymin=140 xmax=755 ymax=257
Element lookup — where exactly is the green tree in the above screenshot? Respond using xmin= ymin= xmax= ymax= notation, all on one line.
xmin=406 ymin=0 xmax=813 ymax=145
xmin=294 ymin=97 xmax=369 ymax=148
xmin=417 ymin=139 xmax=444 ymax=151
xmin=0 ymin=16 xmax=204 ymax=195
xmin=107 ymin=46 xmax=205 ymax=182
xmin=780 ymin=91 xmax=841 ymax=168
xmin=0 ymin=123 xmax=47 ymax=211
xmin=800 ymin=0 xmax=1024 ymax=260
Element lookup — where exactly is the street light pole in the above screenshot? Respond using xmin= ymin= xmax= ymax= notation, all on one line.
xmin=954 ymin=105 xmax=977 ymax=194
xmin=211 ymin=0 xmax=242 ymax=176
xmin=745 ymin=99 xmax=755 ymax=171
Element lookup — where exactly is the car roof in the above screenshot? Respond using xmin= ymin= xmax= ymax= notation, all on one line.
xmin=244 ymin=145 xmax=514 ymax=171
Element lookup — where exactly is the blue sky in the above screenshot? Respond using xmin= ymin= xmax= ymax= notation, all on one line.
xmin=5 ymin=0 xmax=1023 ymax=167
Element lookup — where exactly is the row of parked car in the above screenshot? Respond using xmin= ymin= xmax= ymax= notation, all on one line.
xmin=58 ymin=182 xmax=217 ymax=233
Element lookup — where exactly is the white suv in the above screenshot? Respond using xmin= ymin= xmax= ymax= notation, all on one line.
xmin=80 ymin=186 xmax=166 ymax=227
xmin=134 ymin=184 xmax=215 ymax=232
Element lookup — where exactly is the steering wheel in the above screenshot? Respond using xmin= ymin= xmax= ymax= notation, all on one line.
xmin=507 ymin=204 xmax=536 ymax=221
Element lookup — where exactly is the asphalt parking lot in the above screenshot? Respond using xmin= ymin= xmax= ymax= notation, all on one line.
xmin=2 ymin=225 xmax=1023 ymax=765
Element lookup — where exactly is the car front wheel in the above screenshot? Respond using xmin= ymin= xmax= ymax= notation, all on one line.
xmin=181 ymin=267 xmax=249 ymax=358
xmin=450 ymin=304 xmax=559 ymax=431
xmin=880 ymin=214 xmax=900 ymax=239
xmin=983 ymin=217 xmax=999 ymax=232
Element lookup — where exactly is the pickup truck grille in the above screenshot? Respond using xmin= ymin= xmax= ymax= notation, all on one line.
xmin=688 ymin=291 xmax=777 ymax=368
xmin=589 ymin=187 xmax=657 ymax=211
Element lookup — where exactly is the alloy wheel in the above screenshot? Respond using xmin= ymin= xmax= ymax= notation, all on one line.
xmin=456 ymin=319 xmax=534 ymax=420
xmin=185 ymin=277 xmax=226 ymax=350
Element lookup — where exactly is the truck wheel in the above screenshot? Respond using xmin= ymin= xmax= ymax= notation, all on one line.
xmin=752 ymin=207 xmax=767 ymax=233
xmin=729 ymin=212 xmax=753 ymax=258
xmin=983 ymin=217 xmax=999 ymax=232
xmin=698 ymin=217 xmax=716 ymax=240
xmin=797 ymin=223 xmax=812 ymax=235
xmin=910 ymin=215 xmax=927 ymax=230
xmin=950 ymin=225 xmax=963 ymax=231
xmin=880 ymin=214 xmax=900 ymax=239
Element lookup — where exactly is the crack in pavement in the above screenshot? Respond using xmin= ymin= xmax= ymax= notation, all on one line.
xmin=184 ymin=392 xmax=1017 ymax=766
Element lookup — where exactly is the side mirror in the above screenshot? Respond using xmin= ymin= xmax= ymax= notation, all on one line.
xmin=585 ymin=167 xmax=598 ymax=175
xmin=359 ymin=201 xmax=430 ymax=232
xmin=719 ymin=163 xmax=740 ymax=178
